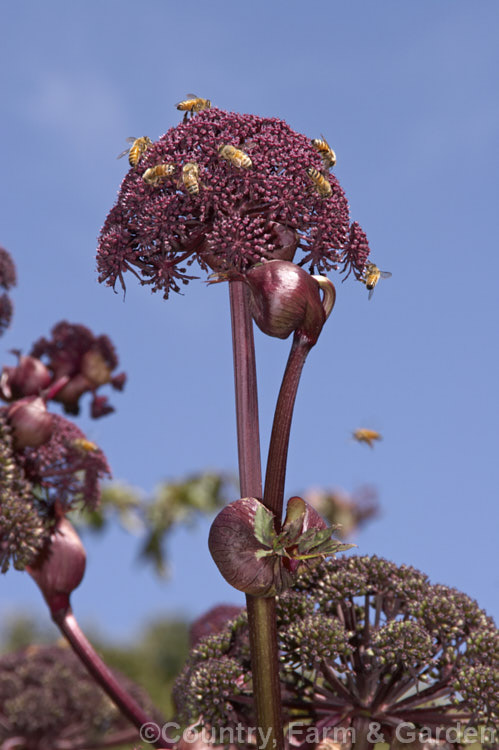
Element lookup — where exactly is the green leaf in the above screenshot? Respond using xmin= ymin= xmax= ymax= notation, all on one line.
xmin=253 ymin=502 xmax=276 ymax=547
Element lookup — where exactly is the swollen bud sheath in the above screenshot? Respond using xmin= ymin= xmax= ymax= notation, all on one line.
xmin=0 ymin=353 xmax=52 ymax=400
xmin=244 ymin=260 xmax=335 ymax=346
xmin=27 ymin=516 xmax=86 ymax=617
xmin=209 ymin=495 xmax=351 ymax=597
xmin=7 ymin=396 xmax=54 ymax=448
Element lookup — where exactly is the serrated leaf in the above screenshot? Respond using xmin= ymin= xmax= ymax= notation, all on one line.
xmin=253 ymin=502 xmax=276 ymax=547
xmin=297 ymin=526 xmax=335 ymax=553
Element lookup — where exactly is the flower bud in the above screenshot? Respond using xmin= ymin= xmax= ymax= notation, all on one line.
xmin=7 ymin=396 xmax=54 ymax=448
xmin=209 ymin=496 xmax=348 ymax=597
xmin=0 ymin=353 xmax=52 ymax=401
xmin=244 ymin=260 xmax=335 ymax=346
xmin=27 ymin=516 xmax=86 ymax=616
xmin=208 ymin=497 xmax=296 ymax=596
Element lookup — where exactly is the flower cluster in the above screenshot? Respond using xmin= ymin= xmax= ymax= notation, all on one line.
xmin=0 ymin=246 xmax=17 ymax=336
xmin=97 ymin=108 xmax=371 ymax=298
xmin=0 ymin=644 xmax=160 ymax=750
xmin=29 ymin=320 xmax=126 ymax=417
xmin=173 ymin=555 xmax=498 ymax=744
xmin=0 ymin=409 xmax=110 ymax=572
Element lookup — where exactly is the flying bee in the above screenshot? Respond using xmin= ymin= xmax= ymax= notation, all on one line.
xmin=117 ymin=137 xmax=152 ymax=167
xmin=352 ymin=428 xmax=382 ymax=448
xmin=176 ymin=94 xmax=211 ymax=121
xmin=182 ymin=162 xmax=200 ymax=195
xmin=218 ymin=143 xmax=252 ymax=169
xmin=142 ymin=163 xmax=176 ymax=185
xmin=306 ymin=167 xmax=332 ymax=198
xmin=69 ymin=438 xmax=99 ymax=454
xmin=311 ymin=134 xmax=337 ymax=168
xmin=362 ymin=262 xmax=392 ymax=300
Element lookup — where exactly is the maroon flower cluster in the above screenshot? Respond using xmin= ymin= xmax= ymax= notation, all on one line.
xmin=0 ymin=408 xmax=110 ymax=572
xmin=97 ymin=108 xmax=371 ymax=298
xmin=0 ymin=246 xmax=17 ymax=336
xmin=18 ymin=413 xmax=110 ymax=509
xmin=29 ymin=321 xmax=126 ymax=417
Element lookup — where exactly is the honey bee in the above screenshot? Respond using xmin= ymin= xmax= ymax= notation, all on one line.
xmin=306 ymin=167 xmax=332 ymax=198
xmin=311 ymin=134 xmax=337 ymax=168
xmin=142 ymin=163 xmax=176 ymax=185
xmin=182 ymin=162 xmax=200 ymax=195
xmin=218 ymin=143 xmax=252 ymax=169
xmin=352 ymin=428 xmax=382 ymax=448
xmin=117 ymin=137 xmax=152 ymax=167
xmin=362 ymin=262 xmax=392 ymax=300
xmin=176 ymin=94 xmax=211 ymax=120
xmin=70 ymin=438 xmax=99 ymax=453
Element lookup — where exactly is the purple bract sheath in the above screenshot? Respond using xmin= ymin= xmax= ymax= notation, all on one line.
xmin=97 ymin=109 xmax=371 ymax=298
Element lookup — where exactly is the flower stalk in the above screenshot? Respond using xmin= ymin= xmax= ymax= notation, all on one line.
xmin=54 ymin=609 xmax=170 ymax=749
xmin=228 ymin=279 xmax=284 ymax=750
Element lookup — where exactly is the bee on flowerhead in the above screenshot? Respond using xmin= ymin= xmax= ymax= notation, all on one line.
xmin=142 ymin=163 xmax=176 ymax=185
xmin=311 ymin=134 xmax=337 ymax=169
xmin=117 ymin=137 xmax=152 ymax=167
xmin=362 ymin=262 xmax=392 ymax=300
xmin=68 ymin=438 xmax=99 ymax=454
xmin=218 ymin=144 xmax=252 ymax=169
xmin=181 ymin=162 xmax=200 ymax=195
xmin=306 ymin=167 xmax=332 ymax=198
xmin=176 ymin=95 xmax=211 ymax=121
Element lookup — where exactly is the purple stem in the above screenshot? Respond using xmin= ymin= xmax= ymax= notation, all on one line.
xmin=228 ymin=279 xmax=284 ymax=750
xmin=263 ymin=334 xmax=311 ymax=523
xmin=53 ymin=609 xmax=170 ymax=749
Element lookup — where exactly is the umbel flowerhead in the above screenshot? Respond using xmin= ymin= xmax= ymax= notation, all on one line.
xmin=174 ymin=555 xmax=498 ymax=744
xmin=97 ymin=107 xmax=371 ymax=298
xmin=0 ymin=644 xmax=161 ymax=750
xmin=0 ymin=408 xmax=110 ymax=573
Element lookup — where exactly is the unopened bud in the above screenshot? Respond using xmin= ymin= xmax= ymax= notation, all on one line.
xmin=7 ymin=396 xmax=54 ymax=448
xmin=27 ymin=516 xmax=86 ymax=616
xmin=244 ymin=260 xmax=335 ymax=346
xmin=0 ymin=353 xmax=52 ymax=400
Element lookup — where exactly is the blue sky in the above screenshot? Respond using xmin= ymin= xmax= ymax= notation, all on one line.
xmin=1 ymin=1 xmax=498 ymax=642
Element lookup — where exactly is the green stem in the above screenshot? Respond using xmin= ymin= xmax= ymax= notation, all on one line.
xmin=228 ymin=279 xmax=284 ymax=750
xmin=53 ymin=608 xmax=169 ymax=749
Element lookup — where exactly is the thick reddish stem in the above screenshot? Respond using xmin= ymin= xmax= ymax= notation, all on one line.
xmin=54 ymin=609 xmax=171 ymax=749
xmin=263 ymin=334 xmax=311 ymax=524
xmin=228 ymin=279 xmax=284 ymax=750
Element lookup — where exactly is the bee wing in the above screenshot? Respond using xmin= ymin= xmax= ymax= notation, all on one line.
xmin=380 ymin=271 xmax=392 ymax=279
xmin=319 ymin=133 xmax=330 ymax=146
xmin=117 ymin=148 xmax=131 ymax=160
xmin=125 ymin=136 xmax=137 ymax=143
xmin=368 ymin=287 xmax=375 ymax=300
xmin=185 ymin=93 xmax=199 ymax=99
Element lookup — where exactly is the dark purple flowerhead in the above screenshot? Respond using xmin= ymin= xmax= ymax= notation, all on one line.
xmin=0 ymin=644 xmax=161 ymax=750
xmin=30 ymin=321 xmax=126 ymax=417
xmin=97 ymin=108 xmax=372 ymax=298
xmin=174 ymin=555 xmax=498 ymax=745
xmin=0 ymin=246 xmax=17 ymax=336
xmin=0 ymin=408 xmax=110 ymax=573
